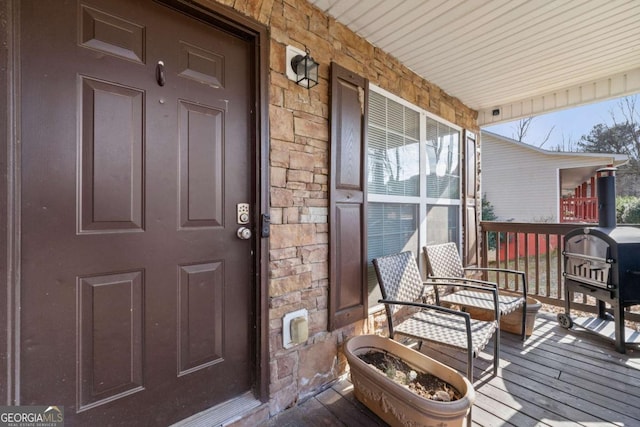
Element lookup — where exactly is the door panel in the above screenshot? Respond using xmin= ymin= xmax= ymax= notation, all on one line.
xmin=20 ymin=0 xmax=254 ymax=424
xmin=178 ymin=101 xmax=224 ymax=228
xmin=78 ymin=271 xmax=145 ymax=408
xmin=79 ymin=77 xmax=145 ymax=232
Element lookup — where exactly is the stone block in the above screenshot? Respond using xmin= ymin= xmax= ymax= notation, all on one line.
xmin=270 ymin=40 xmax=286 ymax=75
xmin=310 ymin=261 xmax=328 ymax=281
xmin=308 ymin=309 xmax=327 ymax=334
xmin=289 ymin=150 xmax=317 ymax=172
xmin=287 ymin=169 xmax=314 ymax=183
xmin=316 ymin=294 xmax=327 ymax=310
xmin=269 ymin=271 xmax=312 ymax=297
xmin=308 ymin=8 xmax=329 ymax=39
xmin=283 ymin=206 xmax=299 ymax=223
xmin=269 ymin=382 xmax=298 ymax=415
xmin=269 ymin=105 xmax=294 ymax=142
xmin=293 ymin=116 xmax=328 ymax=140
xmin=276 ymin=353 xmax=298 ymax=380
xmin=258 ymin=0 xmax=275 ymax=24
xmin=270 ymin=71 xmax=290 ymax=90
xmin=269 ymin=246 xmax=298 ymax=261
xmin=314 ymin=174 xmax=328 ymax=185
xmin=269 ymin=83 xmax=284 ymax=107
xmin=269 ymin=318 xmax=282 ymax=333
xmin=440 ymin=102 xmax=456 ymax=123
xmin=270 ymin=224 xmax=316 ymax=249
xmin=287 ymin=182 xmax=307 ymax=191
xmin=271 ymin=187 xmax=294 ymax=207
xmin=270 ymin=147 xmax=290 ymax=168
xmin=300 ymin=244 xmax=328 ymax=263
xmin=300 ymin=205 xmax=328 ymax=222
xmin=269 ymin=291 xmax=302 ymax=309
xmin=269 ymin=208 xmax=283 ymax=225
xmin=283 ymin=3 xmax=307 ymax=29
xmin=297 ymin=339 xmax=338 ymax=397
xmin=271 ymin=167 xmax=287 ymax=188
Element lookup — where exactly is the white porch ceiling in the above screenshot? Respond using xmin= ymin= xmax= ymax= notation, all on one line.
xmin=308 ymin=0 xmax=640 ymax=126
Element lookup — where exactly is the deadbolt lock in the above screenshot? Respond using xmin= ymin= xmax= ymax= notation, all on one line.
xmin=237 ymin=203 xmax=250 ymax=224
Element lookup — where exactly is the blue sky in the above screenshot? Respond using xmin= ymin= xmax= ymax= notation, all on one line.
xmin=482 ymin=96 xmax=636 ymax=151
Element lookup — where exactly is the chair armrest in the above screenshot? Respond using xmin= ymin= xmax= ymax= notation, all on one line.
xmin=428 ymin=276 xmax=498 ymax=288
xmin=464 ymin=267 xmax=529 ymax=297
xmin=378 ymin=299 xmax=472 ymax=320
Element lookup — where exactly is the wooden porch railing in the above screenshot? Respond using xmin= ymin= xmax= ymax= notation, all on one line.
xmin=560 ymin=196 xmax=598 ymax=223
xmin=479 ymin=221 xmax=640 ymax=323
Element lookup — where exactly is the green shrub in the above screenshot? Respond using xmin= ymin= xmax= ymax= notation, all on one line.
xmin=482 ymin=195 xmax=498 ymax=249
xmin=616 ymin=196 xmax=637 ymax=223
xmin=620 ymin=197 xmax=640 ymax=224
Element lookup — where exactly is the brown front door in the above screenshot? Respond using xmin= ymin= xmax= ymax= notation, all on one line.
xmin=19 ymin=0 xmax=255 ymax=424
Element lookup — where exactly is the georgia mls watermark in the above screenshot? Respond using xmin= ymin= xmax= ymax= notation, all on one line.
xmin=0 ymin=406 xmax=64 ymax=427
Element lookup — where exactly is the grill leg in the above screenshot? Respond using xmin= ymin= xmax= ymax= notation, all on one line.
xmin=614 ymin=300 xmax=626 ymax=354
xmin=596 ymin=300 xmax=607 ymax=319
xmin=564 ymin=282 xmax=572 ymax=315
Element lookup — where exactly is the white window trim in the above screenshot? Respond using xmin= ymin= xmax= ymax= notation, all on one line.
xmin=367 ymin=85 xmax=464 ymax=314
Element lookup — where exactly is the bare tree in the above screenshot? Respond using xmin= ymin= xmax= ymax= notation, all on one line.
xmin=513 ymin=117 xmax=533 ymax=142
xmin=577 ymin=94 xmax=640 ymax=196
xmin=549 ymin=133 xmax=577 ymax=152
xmin=610 ymin=96 xmax=640 ymax=163
xmin=512 ymin=116 xmax=555 ymax=147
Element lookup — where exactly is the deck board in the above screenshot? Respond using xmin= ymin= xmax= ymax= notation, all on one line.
xmin=260 ymin=312 xmax=640 ymax=427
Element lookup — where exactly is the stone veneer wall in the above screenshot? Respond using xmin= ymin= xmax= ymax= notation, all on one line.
xmin=198 ymin=0 xmax=480 ymax=416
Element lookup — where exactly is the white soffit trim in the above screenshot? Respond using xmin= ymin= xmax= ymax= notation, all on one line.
xmin=479 ymin=67 xmax=640 ymax=126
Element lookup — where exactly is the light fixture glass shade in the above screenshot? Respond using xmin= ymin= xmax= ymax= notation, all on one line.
xmin=291 ymin=54 xmax=319 ymax=89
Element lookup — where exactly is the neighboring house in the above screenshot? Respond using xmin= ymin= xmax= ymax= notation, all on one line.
xmin=481 ymin=131 xmax=628 ymax=222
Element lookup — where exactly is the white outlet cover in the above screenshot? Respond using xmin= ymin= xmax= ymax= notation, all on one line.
xmin=286 ymin=45 xmax=306 ymax=83
xmin=283 ymin=308 xmax=308 ymax=349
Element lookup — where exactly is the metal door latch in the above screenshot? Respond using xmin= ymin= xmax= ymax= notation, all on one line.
xmin=237 ymin=227 xmax=252 ymax=240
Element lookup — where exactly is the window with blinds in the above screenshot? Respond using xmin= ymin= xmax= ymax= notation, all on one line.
xmin=425 ymin=117 xmax=461 ymax=248
xmin=366 ymin=86 xmax=462 ymax=310
xmin=367 ymin=203 xmax=418 ymax=306
xmin=368 ymin=91 xmax=420 ymax=197
xmin=426 ymin=117 xmax=460 ymax=199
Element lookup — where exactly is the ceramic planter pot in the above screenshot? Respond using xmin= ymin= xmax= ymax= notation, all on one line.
xmin=503 ymin=296 xmax=541 ymax=336
xmin=344 ymin=335 xmax=475 ymax=427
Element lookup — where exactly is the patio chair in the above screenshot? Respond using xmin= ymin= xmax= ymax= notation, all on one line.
xmin=373 ymin=251 xmax=499 ymax=381
xmin=423 ymin=242 xmax=528 ymax=341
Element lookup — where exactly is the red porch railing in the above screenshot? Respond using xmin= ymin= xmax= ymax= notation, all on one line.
xmin=560 ymin=196 xmax=598 ymax=223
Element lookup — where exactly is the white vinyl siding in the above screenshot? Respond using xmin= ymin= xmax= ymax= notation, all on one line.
xmin=481 ymin=132 xmax=620 ymax=222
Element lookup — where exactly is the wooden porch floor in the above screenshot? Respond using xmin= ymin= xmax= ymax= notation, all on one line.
xmin=261 ymin=312 xmax=640 ymax=426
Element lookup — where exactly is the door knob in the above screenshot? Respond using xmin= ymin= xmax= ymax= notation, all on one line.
xmin=237 ymin=227 xmax=252 ymax=240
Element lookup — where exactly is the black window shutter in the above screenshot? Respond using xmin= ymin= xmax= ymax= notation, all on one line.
xmin=329 ymin=62 xmax=368 ymax=331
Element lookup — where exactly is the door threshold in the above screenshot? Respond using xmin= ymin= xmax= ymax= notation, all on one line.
xmin=170 ymin=392 xmax=266 ymax=427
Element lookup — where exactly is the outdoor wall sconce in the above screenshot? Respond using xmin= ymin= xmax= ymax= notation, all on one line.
xmin=290 ymin=51 xmax=319 ymax=89
xmin=286 ymin=45 xmax=319 ymax=89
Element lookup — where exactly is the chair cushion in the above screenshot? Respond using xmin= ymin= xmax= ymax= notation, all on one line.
xmin=440 ymin=289 xmax=524 ymax=315
xmin=395 ymin=310 xmax=497 ymax=357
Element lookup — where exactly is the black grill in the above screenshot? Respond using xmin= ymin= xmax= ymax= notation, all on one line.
xmin=560 ymin=168 xmax=640 ymax=353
